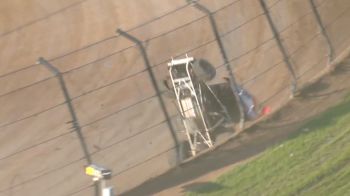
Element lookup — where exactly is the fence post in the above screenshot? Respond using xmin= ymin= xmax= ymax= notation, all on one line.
xmin=259 ymin=0 xmax=298 ymax=96
xmin=189 ymin=1 xmax=245 ymax=130
xmin=37 ymin=57 xmax=100 ymax=196
xmin=309 ymin=0 xmax=334 ymax=64
xmin=117 ymin=29 xmax=181 ymax=164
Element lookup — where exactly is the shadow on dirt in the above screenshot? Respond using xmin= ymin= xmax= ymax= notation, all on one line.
xmin=299 ymin=62 xmax=350 ymax=99
xmin=181 ymin=182 xmax=225 ymax=194
xmin=333 ymin=60 xmax=350 ymax=75
xmin=300 ymin=80 xmax=330 ymax=95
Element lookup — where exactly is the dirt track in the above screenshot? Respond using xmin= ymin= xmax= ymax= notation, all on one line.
xmin=0 ymin=0 xmax=350 ymax=195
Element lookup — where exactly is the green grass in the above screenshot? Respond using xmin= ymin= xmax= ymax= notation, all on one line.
xmin=188 ymin=95 xmax=350 ymax=196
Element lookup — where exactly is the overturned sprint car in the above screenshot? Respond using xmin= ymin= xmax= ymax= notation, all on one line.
xmin=164 ymin=56 xmax=259 ymax=156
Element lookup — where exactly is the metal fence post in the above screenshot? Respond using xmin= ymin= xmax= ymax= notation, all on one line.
xmin=259 ymin=0 xmax=298 ymax=96
xmin=189 ymin=1 xmax=246 ymax=130
xmin=309 ymin=0 xmax=334 ymax=64
xmin=116 ymin=29 xmax=181 ymax=164
xmin=37 ymin=57 xmax=100 ymax=196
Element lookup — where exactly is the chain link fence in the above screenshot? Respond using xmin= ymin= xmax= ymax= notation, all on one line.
xmin=0 ymin=0 xmax=349 ymax=195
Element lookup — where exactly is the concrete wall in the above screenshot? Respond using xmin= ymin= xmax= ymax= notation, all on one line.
xmin=0 ymin=0 xmax=349 ymax=195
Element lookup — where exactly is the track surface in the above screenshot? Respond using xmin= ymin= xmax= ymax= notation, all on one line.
xmin=0 ymin=0 xmax=350 ymax=195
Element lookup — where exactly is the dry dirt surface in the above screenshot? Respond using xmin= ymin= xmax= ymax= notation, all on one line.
xmin=123 ymin=57 xmax=350 ymax=196
xmin=0 ymin=0 xmax=350 ymax=195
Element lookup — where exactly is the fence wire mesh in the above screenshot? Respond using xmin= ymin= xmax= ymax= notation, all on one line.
xmin=0 ymin=0 xmax=350 ymax=195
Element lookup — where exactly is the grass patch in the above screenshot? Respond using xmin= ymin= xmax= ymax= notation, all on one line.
xmin=188 ymin=95 xmax=350 ymax=196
